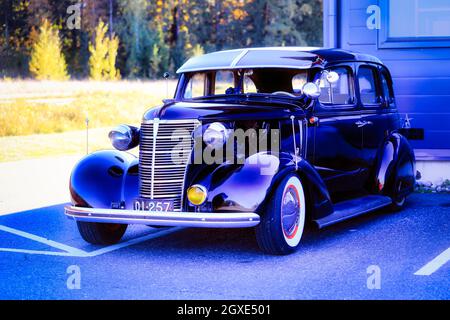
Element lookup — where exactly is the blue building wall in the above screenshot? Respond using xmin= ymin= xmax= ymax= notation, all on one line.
xmin=323 ymin=0 xmax=450 ymax=153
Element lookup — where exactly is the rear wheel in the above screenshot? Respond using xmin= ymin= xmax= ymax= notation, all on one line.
xmin=77 ymin=221 xmax=127 ymax=245
xmin=389 ymin=181 xmax=407 ymax=212
xmin=256 ymin=174 xmax=306 ymax=255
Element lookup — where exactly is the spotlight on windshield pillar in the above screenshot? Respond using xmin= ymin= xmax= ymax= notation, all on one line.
xmin=163 ymin=72 xmax=170 ymax=98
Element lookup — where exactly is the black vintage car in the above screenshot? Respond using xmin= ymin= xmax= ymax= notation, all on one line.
xmin=65 ymin=48 xmax=416 ymax=255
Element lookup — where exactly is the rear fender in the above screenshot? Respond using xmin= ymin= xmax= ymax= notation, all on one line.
xmin=371 ymin=133 xmax=416 ymax=197
xmin=69 ymin=150 xmax=139 ymax=209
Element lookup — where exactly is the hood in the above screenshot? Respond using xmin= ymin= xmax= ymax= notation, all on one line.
xmin=143 ymin=101 xmax=304 ymax=122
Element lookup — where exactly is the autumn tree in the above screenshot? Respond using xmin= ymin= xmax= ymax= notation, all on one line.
xmin=117 ymin=0 xmax=153 ymax=77
xmin=149 ymin=25 xmax=170 ymax=78
xmin=29 ymin=19 xmax=69 ymax=80
xmin=89 ymin=20 xmax=120 ymax=80
xmin=1 ymin=0 xmax=324 ymax=78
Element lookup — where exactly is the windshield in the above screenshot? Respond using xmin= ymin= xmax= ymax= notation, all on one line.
xmin=181 ymin=68 xmax=309 ymax=100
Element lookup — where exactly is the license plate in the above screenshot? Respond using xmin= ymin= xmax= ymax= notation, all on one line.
xmin=133 ymin=198 xmax=174 ymax=212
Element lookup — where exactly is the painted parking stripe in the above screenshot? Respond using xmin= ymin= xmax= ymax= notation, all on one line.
xmin=0 ymin=225 xmax=87 ymax=256
xmin=85 ymin=227 xmax=183 ymax=257
xmin=0 ymin=247 xmax=84 ymax=257
xmin=414 ymin=247 xmax=450 ymax=276
xmin=0 ymin=224 xmax=183 ymax=257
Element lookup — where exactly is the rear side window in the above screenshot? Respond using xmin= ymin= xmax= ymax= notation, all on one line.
xmin=358 ymin=66 xmax=379 ymax=105
xmin=380 ymin=70 xmax=394 ymax=104
xmin=319 ymin=67 xmax=353 ymax=106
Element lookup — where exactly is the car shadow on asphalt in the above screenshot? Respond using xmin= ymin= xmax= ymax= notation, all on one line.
xmin=130 ymin=194 xmax=431 ymax=258
xmin=0 ymin=193 xmax=443 ymax=259
xmin=127 ymin=206 xmax=398 ymax=257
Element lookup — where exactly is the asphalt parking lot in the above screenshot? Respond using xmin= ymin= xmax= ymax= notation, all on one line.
xmin=0 ymin=193 xmax=448 ymax=300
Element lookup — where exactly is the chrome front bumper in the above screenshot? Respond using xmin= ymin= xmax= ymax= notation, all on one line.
xmin=64 ymin=206 xmax=260 ymax=228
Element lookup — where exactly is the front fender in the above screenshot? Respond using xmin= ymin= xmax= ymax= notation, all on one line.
xmin=69 ymin=150 xmax=139 ymax=209
xmin=190 ymin=152 xmax=333 ymax=220
xmin=371 ymin=133 xmax=416 ymax=197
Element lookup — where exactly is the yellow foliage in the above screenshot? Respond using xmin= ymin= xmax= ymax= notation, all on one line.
xmin=89 ymin=21 xmax=121 ymax=81
xmin=29 ymin=20 xmax=69 ymax=81
xmin=232 ymin=8 xmax=247 ymax=20
xmin=191 ymin=44 xmax=205 ymax=57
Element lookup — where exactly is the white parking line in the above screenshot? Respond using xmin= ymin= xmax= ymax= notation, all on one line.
xmin=0 ymin=225 xmax=87 ymax=256
xmin=414 ymin=247 xmax=450 ymax=276
xmin=0 ymin=224 xmax=183 ymax=257
xmin=85 ymin=227 xmax=183 ymax=257
xmin=0 ymin=247 xmax=83 ymax=257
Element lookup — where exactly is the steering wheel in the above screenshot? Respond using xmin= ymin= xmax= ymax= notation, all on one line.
xmin=272 ymin=91 xmax=297 ymax=98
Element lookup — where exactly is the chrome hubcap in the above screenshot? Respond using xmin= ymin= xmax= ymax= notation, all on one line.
xmin=281 ymin=186 xmax=300 ymax=238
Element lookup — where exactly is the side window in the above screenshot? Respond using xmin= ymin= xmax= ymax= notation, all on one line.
xmin=184 ymin=73 xmax=206 ymax=99
xmin=319 ymin=67 xmax=353 ymax=105
xmin=215 ymin=71 xmax=234 ymax=95
xmin=358 ymin=66 xmax=379 ymax=105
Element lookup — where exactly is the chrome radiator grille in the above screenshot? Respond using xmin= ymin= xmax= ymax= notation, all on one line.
xmin=139 ymin=119 xmax=199 ymax=211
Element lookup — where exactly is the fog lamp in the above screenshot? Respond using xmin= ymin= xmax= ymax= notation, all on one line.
xmin=187 ymin=185 xmax=208 ymax=206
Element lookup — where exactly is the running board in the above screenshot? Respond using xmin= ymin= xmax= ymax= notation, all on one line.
xmin=315 ymin=195 xmax=392 ymax=229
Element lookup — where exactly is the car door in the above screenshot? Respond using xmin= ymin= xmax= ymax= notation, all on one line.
xmin=357 ymin=64 xmax=400 ymax=175
xmin=311 ymin=65 xmax=366 ymax=196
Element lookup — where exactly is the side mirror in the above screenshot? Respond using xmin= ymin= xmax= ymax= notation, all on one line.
xmin=302 ymin=82 xmax=321 ymax=99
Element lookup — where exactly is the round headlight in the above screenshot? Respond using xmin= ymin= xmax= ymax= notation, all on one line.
xmin=187 ymin=184 xmax=208 ymax=206
xmin=302 ymin=82 xmax=321 ymax=99
xmin=109 ymin=125 xmax=137 ymax=151
xmin=203 ymin=122 xmax=229 ymax=149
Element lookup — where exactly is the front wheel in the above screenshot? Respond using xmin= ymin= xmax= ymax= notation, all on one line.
xmin=77 ymin=221 xmax=127 ymax=245
xmin=256 ymin=174 xmax=306 ymax=255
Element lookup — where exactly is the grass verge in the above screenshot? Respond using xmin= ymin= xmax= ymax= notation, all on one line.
xmin=0 ymin=80 xmax=173 ymax=162
xmin=0 ymin=128 xmax=139 ymax=162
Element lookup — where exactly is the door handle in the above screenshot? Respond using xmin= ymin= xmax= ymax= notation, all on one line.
xmin=355 ymin=120 xmax=373 ymax=128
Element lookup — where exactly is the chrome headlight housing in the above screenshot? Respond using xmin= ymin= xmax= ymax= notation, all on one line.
xmin=203 ymin=122 xmax=230 ymax=149
xmin=109 ymin=124 xmax=139 ymax=151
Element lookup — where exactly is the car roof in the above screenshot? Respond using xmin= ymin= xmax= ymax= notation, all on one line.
xmin=176 ymin=47 xmax=383 ymax=74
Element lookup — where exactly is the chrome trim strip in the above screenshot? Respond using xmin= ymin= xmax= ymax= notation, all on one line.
xmin=142 ymin=119 xmax=198 ymax=124
xmin=140 ymin=149 xmax=192 ymax=155
xmin=230 ymin=49 xmax=249 ymax=67
xmin=150 ymin=118 xmax=160 ymax=198
xmin=141 ymin=179 xmax=184 ymax=183
xmin=298 ymin=119 xmax=303 ymax=158
xmin=304 ymin=119 xmax=308 ymax=160
xmin=65 ymin=206 xmax=260 ymax=228
xmin=290 ymin=116 xmax=298 ymax=170
xmin=140 ymin=164 xmax=187 ymax=169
